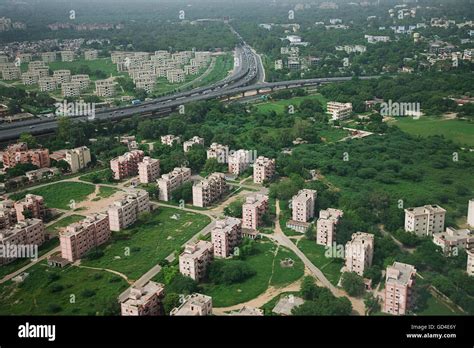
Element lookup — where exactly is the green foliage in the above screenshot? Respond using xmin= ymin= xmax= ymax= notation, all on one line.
xmin=207 ymin=259 xmax=256 ymax=285
xmin=341 ymin=272 xmax=366 ymax=297
xmin=167 ymin=274 xmax=198 ymax=295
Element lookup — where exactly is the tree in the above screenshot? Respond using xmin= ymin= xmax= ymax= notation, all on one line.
xmin=163 ymin=293 xmax=181 ymax=315
xmin=19 ymin=133 xmax=37 ymax=148
xmin=208 ymin=260 xmax=256 ymax=285
xmin=364 ymin=293 xmax=381 ymax=315
xmin=300 ymin=276 xmax=320 ymax=301
xmin=224 ymin=200 xmax=243 ymax=218
xmin=341 ymin=272 xmax=366 ymax=297
xmin=167 ymin=274 xmax=198 ymax=295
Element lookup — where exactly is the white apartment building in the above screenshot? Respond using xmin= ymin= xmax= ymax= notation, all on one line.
xmin=344 ymin=232 xmax=374 ymax=276
xmin=138 ymin=157 xmax=160 ymax=184
xmin=433 ymin=227 xmax=473 ymax=256
xmin=1 ymin=67 xmax=20 ymax=80
xmin=207 ymin=143 xmax=229 ymax=163
xmin=108 ymin=189 xmax=150 ymax=231
xmin=84 ymin=50 xmax=99 ymax=61
xmin=41 ymin=52 xmax=57 ymax=63
xmin=253 ymin=156 xmax=275 ymax=184
xmin=170 ymin=293 xmax=213 ymax=316
xmin=21 ymin=72 xmax=39 ymax=85
xmin=166 ymin=69 xmax=185 ymax=83
xmin=291 ymin=189 xmax=317 ymax=223
xmin=192 ymin=173 xmax=227 ymax=208
xmin=179 ymin=240 xmax=213 ymax=281
xmin=316 ymin=208 xmax=344 ymax=246
xmin=404 ymin=205 xmax=446 ymax=236
xmin=157 ymin=167 xmax=192 ymax=201
xmin=228 ymin=149 xmax=253 ymax=175
xmin=326 ymin=102 xmax=353 ymax=120
xmin=71 ymin=75 xmax=91 ymax=90
xmin=211 ymin=217 xmax=242 ymax=258
xmin=468 ymin=199 xmax=474 ymax=228
xmin=61 ymin=82 xmax=81 ymax=97
xmin=95 ymin=78 xmax=117 ymax=97
xmin=65 ymin=146 xmax=91 ymax=173
xmin=60 ymin=51 xmax=74 ymax=62
xmin=38 ymin=77 xmax=57 ymax=92
xmin=53 ymin=70 xmax=72 ymax=85
xmin=161 ymin=134 xmax=181 ymax=146
xmin=183 ymin=136 xmax=204 ymax=152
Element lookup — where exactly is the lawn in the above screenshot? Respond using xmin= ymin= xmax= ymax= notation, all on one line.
xmin=200 ymin=240 xmax=304 ymax=307
xmin=417 ymin=292 xmax=464 ymax=316
xmin=28 ymin=182 xmax=96 ymax=210
xmin=98 ymin=186 xmax=119 ymax=199
xmin=48 ymin=58 xmax=125 ymax=81
xmin=393 ymin=117 xmax=474 ymax=147
xmin=79 ymin=169 xmax=118 ymax=185
xmin=46 ymin=215 xmax=85 ymax=235
xmin=82 ymin=207 xmax=211 ymax=280
xmin=296 ymin=239 xmax=344 ymax=286
xmin=254 ymin=93 xmax=328 ymax=114
xmin=0 ymin=262 xmax=128 ymax=315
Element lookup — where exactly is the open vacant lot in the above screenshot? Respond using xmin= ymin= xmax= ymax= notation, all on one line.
xmin=28 ymin=182 xmax=96 ymax=210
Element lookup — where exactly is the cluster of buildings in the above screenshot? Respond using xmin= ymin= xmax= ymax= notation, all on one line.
xmin=0 ymin=17 xmax=26 ymax=32
xmin=47 ymin=23 xmax=124 ymax=31
xmin=2 ymin=142 xmax=50 ymax=169
xmin=274 ymin=46 xmax=320 ymax=72
xmin=110 ymin=150 xmax=145 ymax=180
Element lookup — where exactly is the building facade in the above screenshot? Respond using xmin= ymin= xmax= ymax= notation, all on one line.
xmin=179 ymin=240 xmax=213 ymax=281
xmin=121 ymin=281 xmax=165 ymax=316
xmin=157 ymin=167 xmax=191 ymax=201
xmin=253 ymin=156 xmax=275 ymax=184
xmin=192 ymin=173 xmax=227 ymax=208
xmin=14 ymin=194 xmax=46 ymax=221
xmin=344 ymin=232 xmax=374 ymax=276
xmin=170 ymin=293 xmax=213 ymax=316
xmin=2 ymin=143 xmax=50 ymax=169
xmin=108 ymin=189 xmax=150 ymax=231
xmin=110 ymin=150 xmax=145 ymax=180
xmin=404 ymin=205 xmax=446 ymax=236
xmin=316 ymin=208 xmax=344 ymax=246
xmin=242 ymin=194 xmax=269 ymax=230
xmin=0 ymin=219 xmax=45 ymax=265
xmin=211 ymin=217 xmax=242 ymax=258
xmin=138 ymin=157 xmax=160 ymax=184
xmin=183 ymin=136 xmax=204 ymax=152
xmin=383 ymin=262 xmax=416 ymax=315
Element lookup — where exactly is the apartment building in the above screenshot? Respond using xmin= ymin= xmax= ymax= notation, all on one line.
xmin=184 ymin=65 xmax=199 ymax=75
xmin=207 ymin=143 xmax=229 ymax=163
xmin=34 ymin=68 xmax=50 ymax=79
xmin=108 ymin=189 xmax=150 ymax=232
xmin=383 ymin=262 xmax=416 ymax=315
xmin=253 ymin=156 xmax=275 ymax=184
xmin=326 ymin=102 xmax=353 ymax=120
xmin=59 ymin=213 xmax=111 ymax=262
xmin=0 ymin=219 xmax=45 ymax=265
xmin=135 ymin=76 xmax=155 ymax=94
xmin=60 ymin=51 xmax=74 ymax=62
xmin=433 ymin=227 xmax=473 ymax=256
xmin=170 ymin=293 xmax=213 ymax=316
xmin=1 ymin=67 xmax=21 ymax=80
xmin=41 ymin=52 xmax=57 ymax=63
xmin=404 ymin=205 xmax=446 ymax=236
xmin=84 ymin=50 xmax=99 ymax=61
xmin=0 ymin=200 xmax=17 ymax=229
xmin=179 ymin=240 xmax=213 ymax=281
xmin=183 ymin=136 xmax=204 ymax=152
xmin=71 ymin=75 xmax=91 ymax=90
xmin=344 ymin=232 xmax=375 ymax=276
xmin=242 ymin=194 xmax=269 ymax=230
xmin=316 ymin=208 xmax=344 ymax=246
xmin=292 ymin=189 xmax=317 ymax=223
xmin=65 ymin=146 xmax=92 ymax=173
xmin=160 ymin=134 xmax=181 ymax=146
xmin=21 ymin=72 xmax=39 ymax=85
xmin=138 ymin=157 xmax=160 ymax=184
xmin=110 ymin=150 xmax=145 ymax=180
xmin=95 ymin=78 xmax=117 ymax=97
xmin=53 ymin=70 xmax=72 ymax=85
xmin=192 ymin=173 xmax=227 ymax=208
xmin=38 ymin=77 xmax=57 ymax=92
xmin=2 ymin=143 xmax=50 ymax=169
xmin=28 ymin=61 xmax=47 ymax=70
xmin=228 ymin=149 xmax=253 ymax=175
xmin=157 ymin=167 xmax=192 ymax=201
xmin=166 ymin=69 xmax=185 ymax=83
xmin=14 ymin=194 xmax=46 ymax=221
xmin=468 ymin=199 xmax=474 ymax=228
xmin=467 ymin=250 xmax=474 ymax=276
xmin=121 ymin=281 xmax=165 ymax=316
xmin=18 ymin=53 xmax=32 ymax=63
xmin=211 ymin=217 xmax=242 ymax=258
xmin=61 ymin=82 xmax=81 ymax=97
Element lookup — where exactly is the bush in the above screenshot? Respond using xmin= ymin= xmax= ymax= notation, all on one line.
xmin=81 ymin=289 xmax=96 ymax=298
xmin=341 ymin=272 xmax=365 ymax=297
xmin=208 ymin=260 xmax=256 ymax=285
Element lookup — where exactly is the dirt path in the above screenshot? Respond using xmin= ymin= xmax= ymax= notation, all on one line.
xmin=76 ymin=264 xmax=133 ymax=285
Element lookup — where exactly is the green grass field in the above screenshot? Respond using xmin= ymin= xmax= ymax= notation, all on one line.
xmin=46 ymin=215 xmax=85 ymax=235
xmin=28 ymin=182 xmax=96 ymax=210
xmin=296 ymin=239 xmax=344 ymax=286
xmin=48 ymin=58 xmax=125 ymax=81
xmin=0 ymin=262 xmax=128 ymax=315
xmin=394 ymin=117 xmax=474 ymax=147
xmin=97 ymin=186 xmax=119 ymax=199
xmin=254 ymin=94 xmax=328 ymax=114
xmin=200 ymin=240 xmax=304 ymax=307
xmin=82 ymin=207 xmax=211 ymax=280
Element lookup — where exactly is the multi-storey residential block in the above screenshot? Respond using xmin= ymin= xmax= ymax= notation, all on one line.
xmin=61 ymin=81 xmax=81 ymax=97
xmin=65 ymin=146 xmax=92 ymax=173
xmin=71 ymin=74 xmax=91 ymax=90
xmin=160 ymin=134 xmax=181 ymax=146
xmin=207 ymin=143 xmax=229 ymax=163
xmin=108 ymin=189 xmax=150 ymax=231
xmin=344 ymin=232 xmax=374 ymax=276
xmin=316 ymin=208 xmax=344 ymax=246
xmin=383 ymin=262 xmax=416 ymax=315
xmin=184 ymin=65 xmax=199 ymax=75
xmin=14 ymin=194 xmax=46 ymax=221
xmin=110 ymin=150 xmax=145 ymax=180
xmin=166 ymin=69 xmax=185 ymax=83
xmin=34 ymin=68 xmax=50 ymax=78
xmin=170 ymin=293 xmax=213 ymax=316
xmin=179 ymin=240 xmax=213 ymax=281
xmin=1 ymin=67 xmax=21 ymax=80
xmin=253 ymin=156 xmax=275 ymax=184
xmin=242 ymin=194 xmax=269 ymax=230
xmin=138 ymin=157 xmax=160 ymax=184
xmin=2 ymin=143 xmax=50 ymax=169
xmin=59 ymin=213 xmax=110 ymax=262
xmin=326 ymin=102 xmax=353 ymax=120
xmin=467 ymin=250 xmax=474 ymax=276
xmin=18 ymin=53 xmax=32 ymax=63
xmin=228 ymin=149 xmax=253 ymax=175
xmin=0 ymin=200 xmax=17 ymax=229
xmin=433 ymin=227 xmax=473 ymax=256
xmin=84 ymin=50 xmax=99 ymax=61
xmin=183 ymin=136 xmax=204 ymax=152
xmin=120 ymin=281 xmax=165 ymax=316
xmin=0 ymin=219 xmax=45 ymax=265
xmin=41 ymin=52 xmax=57 ymax=63
xmin=28 ymin=61 xmax=47 ymax=71
xmin=192 ymin=173 xmax=227 ymax=208
xmin=468 ymin=199 xmax=474 ymax=228
xmin=21 ymin=72 xmax=39 ymax=85
xmin=286 ymin=189 xmax=317 ymax=233
xmin=134 ymin=76 xmax=155 ymax=94
xmin=95 ymin=78 xmax=117 ymax=97
xmin=60 ymin=51 xmax=74 ymax=62
xmin=53 ymin=70 xmax=72 ymax=85
xmin=157 ymin=167 xmax=191 ymax=201
xmin=38 ymin=77 xmax=57 ymax=92
xmin=211 ymin=217 xmax=242 ymax=258
xmin=404 ymin=205 xmax=446 ymax=236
